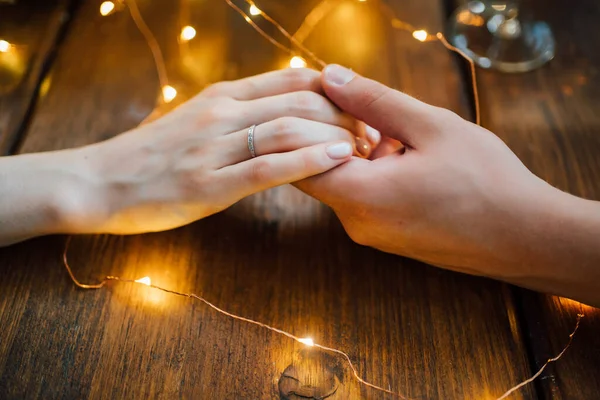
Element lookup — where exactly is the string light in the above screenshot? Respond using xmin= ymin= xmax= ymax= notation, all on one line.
xmin=249 ymin=4 xmax=261 ymax=16
xmin=161 ymin=85 xmax=177 ymax=102
xmin=289 ymin=55 xmax=307 ymax=68
xmin=244 ymin=0 xmax=326 ymax=67
xmin=125 ymin=0 xmax=170 ymax=108
xmin=62 ymin=237 xmax=410 ymax=398
xmin=99 ymin=1 xmax=115 ymax=16
xmin=55 ymin=2 xmax=579 ymax=397
xmin=297 ymin=337 xmax=315 ymax=347
xmin=289 ymin=1 xmax=480 ymax=123
xmin=0 ymin=39 xmax=11 ymax=53
xmin=62 ymin=233 xmax=584 ymax=399
xmin=412 ymin=29 xmax=429 ymax=42
xmin=134 ymin=276 xmax=152 ymax=286
xmin=180 ymin=25 xmax=197 ymax=41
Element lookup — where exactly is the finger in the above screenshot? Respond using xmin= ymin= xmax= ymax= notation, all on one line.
xmin=370 ymin=137 xmax=404 ymax=159
xmin=321 ymin=64 xmax=440 ymax=148
xmin=365 ymin=124 xmax=381 ymax=147
xmin=201 ymin=68 xmax=322 ymax=101
xmin=294 ymin=157 xmax=369 ymax=206
xmin=216 ymin=141 xmax=354 ymax=198
xmin=214 ymin=118 xmax=366 ymax=168
xmin=240 ymin=90 xmax=358 ymax=134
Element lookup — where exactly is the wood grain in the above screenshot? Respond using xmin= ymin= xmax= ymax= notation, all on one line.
xmin=0 ymin=0 xmax=535 ymax=398
xmin=0 ymin=0 xmax=74 ymax=156
xmin=450 ymin=0 xmax=600 ymax=397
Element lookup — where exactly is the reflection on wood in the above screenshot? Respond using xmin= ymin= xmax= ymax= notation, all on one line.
xmin=451 ymin=0 xmax=600 ymax=397
xmin=0 ymin=0 xmax=541 ymax=398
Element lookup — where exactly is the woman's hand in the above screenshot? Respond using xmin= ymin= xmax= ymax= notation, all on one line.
xmin=54 ymin=68 xmax=375 ymax=235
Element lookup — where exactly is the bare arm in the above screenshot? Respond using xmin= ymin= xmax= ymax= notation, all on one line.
xmin=0 ymin=149 xmax=94 ymax=246
xmin=504 ymin=190 xmax=600 ymax=306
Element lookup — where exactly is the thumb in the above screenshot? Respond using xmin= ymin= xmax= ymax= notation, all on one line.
xmin=321 ymin=64 xmax=437 ymax=148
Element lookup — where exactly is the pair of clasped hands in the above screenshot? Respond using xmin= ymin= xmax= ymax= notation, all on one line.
xmin=4 ymin=65 xmax=599 ymax=306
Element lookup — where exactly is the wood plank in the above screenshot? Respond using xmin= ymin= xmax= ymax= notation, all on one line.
xmin=0 ymin=0 xmax=535 ymax=398
xmin=450 ymin=0 xmax=600 ymax=397
xmin=0 ymin=0 xmax=74 ymax=155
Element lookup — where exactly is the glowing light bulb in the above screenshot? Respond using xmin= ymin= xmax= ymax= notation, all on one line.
xmin=412 ymin=30 xmax=429 ymax=42
xmin=135 ymin=276 xmax=152 ymax=286
xmin=162 ymin=85 xmax=177 ymax=103
xmin=289 ymin=56 xmax=307 ymax=69
xmin=298 ymin=337 xmax=314 ymax=347
xmin=249 ymin=5 xmax=261 ymax=16
xmin=0 ymin=39 xmax=10 ymax=53
xmin=180 ymin=26 xmax=196 ymax=41
xmin=99 ymin=1 xmax=115 ymax=16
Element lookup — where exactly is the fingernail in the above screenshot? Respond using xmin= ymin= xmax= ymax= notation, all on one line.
xmin=326 ymin=142 xmax=353 ymax=159
xmin=355 ymin=137 xmax=371 ymax=158
xmin=365 ymin=125 xmax=381 ymax=145
xmin=324 ymin=64 xmax=356 ymax=86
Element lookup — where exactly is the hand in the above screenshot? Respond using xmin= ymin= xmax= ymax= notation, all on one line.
xmin=56 ymin=68 xmax=378 ymax=235
xmin=296 ymin=65 xmax=569 ymax=280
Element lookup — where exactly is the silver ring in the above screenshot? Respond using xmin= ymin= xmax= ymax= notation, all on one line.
xmin=247 ymin=124 xmax=257 ymax=158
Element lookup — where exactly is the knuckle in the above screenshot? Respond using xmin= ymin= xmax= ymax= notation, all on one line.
xmin=204 ymin=96 xmax=235 ymax=121
xmin=270 ymin=117 xmax=299 ymax=149
xmin=359 ymin=86 xmax=388 ymax=110
xmin=433 ymin=106 xmax=460 ymax=122
xmin=293 ymin=91 xmax=326 ymax=114
xmin=299 ymin=150 xmax=318 ymax=172
xmin=177 ymin=168 xmax=210 ymax=200
xmin=283 ymin=68 xmax=320 ymax=89
xmin=346 ymin=224 xmax=370 ymax=246
xmin=202 ymin=82 xmax=229 ymax=97
xmin=272 ymin=116 xmax=298 ymax=134
xmin=247 ymin=160 xmax=272 ymax=184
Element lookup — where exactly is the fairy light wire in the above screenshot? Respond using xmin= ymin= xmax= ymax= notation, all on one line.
xmin=62 ymin=236 xmax=410 ymax=399
xmin=57 ymin=1 xmax=581 ymax=398
xmin=63 ymin=233 xmax=584 ymax=399
xmin=291 ymin=0 xmax=340 ymax=44
xmin=290 ymin=0 xmax=482 ymax=125
xmin=125 ymin=0 xmax=169 ymax=90
xmin=436 ymin=32 xmax=481 ymax=126
xmin=496 ymin=313 xmax=584 ymax=400
xmin=223 ymin=0 xmax=294 ymax=56
xmin=241 ymin=0 xmax=326 ymax=68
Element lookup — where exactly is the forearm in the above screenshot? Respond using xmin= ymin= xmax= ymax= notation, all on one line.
xmin=502 ymin=187 xmax=600 ymax=307
xmin=0 ymin=149 xmax=100 ymax=246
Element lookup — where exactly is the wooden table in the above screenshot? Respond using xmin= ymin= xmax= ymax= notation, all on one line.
xmin=1 ymin=0 xmax=598 ymax=398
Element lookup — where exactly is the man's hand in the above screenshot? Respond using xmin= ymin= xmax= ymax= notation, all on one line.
xmin=296 ymin=65 xmax=600 ymax=306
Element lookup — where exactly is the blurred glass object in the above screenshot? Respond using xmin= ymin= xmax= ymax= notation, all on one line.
xmin=446 ymin=1 xmax=555 ymax=73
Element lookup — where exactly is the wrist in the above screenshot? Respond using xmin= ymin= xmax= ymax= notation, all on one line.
xmin=497 ymin=180 xmax=600 ymax=304
xmin=0 ymin=148 xmax=107 ymax=244
xmin=44 ymin=147 xmax=110 ymax=235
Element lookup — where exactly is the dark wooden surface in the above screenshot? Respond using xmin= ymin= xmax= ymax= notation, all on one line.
xmin=461 ymin=0 xmax=600 ymax=397
xmin=0 ymin=0 xmax=74 ymax=155
xmin=0 ymin=0 xmax=597 ymax=398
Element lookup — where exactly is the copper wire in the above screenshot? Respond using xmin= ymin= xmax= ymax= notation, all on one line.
xmin=56 ymin=2 xmax=581 ymax=398
xmin=62 ymin=236 xmax=410 ymax=398
xmin=497 ymin=314 xmax=584 ymax=400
